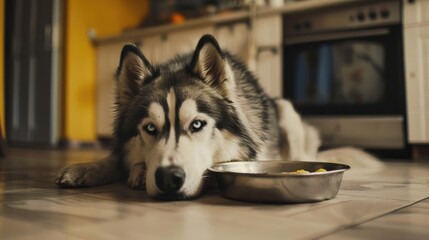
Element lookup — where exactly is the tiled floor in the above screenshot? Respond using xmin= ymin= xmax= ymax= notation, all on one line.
xmin=1 ymin=149 xmax=429 ymax=240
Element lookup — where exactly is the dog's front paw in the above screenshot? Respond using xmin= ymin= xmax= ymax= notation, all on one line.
xmin=55 ymin=163 xmax=100 ymax=188
xmin=127 ymin=163 xmax=146 ymax=190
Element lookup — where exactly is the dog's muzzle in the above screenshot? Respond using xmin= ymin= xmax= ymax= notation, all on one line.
xmin=155 ymin=166 xmax=185 ymax=193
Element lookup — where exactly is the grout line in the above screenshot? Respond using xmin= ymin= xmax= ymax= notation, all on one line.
xmin=312 ymin=196 xmax=429 ymax=240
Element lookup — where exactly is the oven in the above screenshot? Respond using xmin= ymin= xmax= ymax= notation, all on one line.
xmin=283 ymin=0 xmax=407 ymax=151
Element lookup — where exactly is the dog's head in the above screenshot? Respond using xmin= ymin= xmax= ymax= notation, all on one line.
xmin=116 ymin=35 xmax=252 ymax=200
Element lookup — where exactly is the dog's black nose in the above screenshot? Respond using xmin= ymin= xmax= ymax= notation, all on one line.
xmin=155 ymin=166 xmax=185 ymax=193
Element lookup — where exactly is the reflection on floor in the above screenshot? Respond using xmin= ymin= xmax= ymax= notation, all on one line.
xmin=1 ymin=149 xmax=429 ymax=239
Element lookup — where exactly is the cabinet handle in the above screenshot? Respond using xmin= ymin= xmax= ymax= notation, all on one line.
xmin=257 ymin=46 xmax=278 ymax=57
xmin=44 ymin=24 xmax=52 ymax=50
xmin=161 ymin=33 xmax=168 ymax=42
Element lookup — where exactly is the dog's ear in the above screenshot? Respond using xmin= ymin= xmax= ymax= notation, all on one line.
xmin=189 ymin=34 xmax=235 ymax=98
xmin=116 ymin=44 xmax=154 ymax=104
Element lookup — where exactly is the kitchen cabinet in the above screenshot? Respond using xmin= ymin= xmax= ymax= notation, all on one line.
xmin=215 ymin=21 xmax=249 ymax=61
xmin=254 ymin=15 xmax=283 ymax=98
xmin=163 ymin=26 xmax=214 ymax=61
xmin=403 ymin=0 xmax=429 ymax=143
xmin=139 ymin=35 xmax=166 ymax=64
xmin=254 ymin=15 xmax=282 ymax=46
xmin=403 ymin=0 xmax=429 ymax=25
xmin=140 ymin=27 xmax=214 ymax=65
xmin=255 ymin=47 xmax=282 ymax=98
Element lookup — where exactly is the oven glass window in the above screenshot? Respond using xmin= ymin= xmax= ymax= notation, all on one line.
xmin=293 ymin=41 xmax=385 ymax=105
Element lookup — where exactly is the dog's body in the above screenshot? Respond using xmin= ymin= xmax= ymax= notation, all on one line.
xmin=56 ymin=35 xmax=380 ymax=200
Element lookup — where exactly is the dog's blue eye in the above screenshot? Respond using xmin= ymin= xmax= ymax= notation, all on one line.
xmin=144 ymin=124 xmax=157 ymax=135
xmin=190 ymin=120 xmax=206 ymax=133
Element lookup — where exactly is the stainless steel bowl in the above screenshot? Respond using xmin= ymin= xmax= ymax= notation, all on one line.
xmin=208 ymin=161 xmax=350 ymax=203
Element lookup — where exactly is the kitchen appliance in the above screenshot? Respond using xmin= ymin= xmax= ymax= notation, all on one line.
xmin=5 ymin=0 xmax=63 ymax=147
xmin=283 ymin=0 xmax=407 ymax=153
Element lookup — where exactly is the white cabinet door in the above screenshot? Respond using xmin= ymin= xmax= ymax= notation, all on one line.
xmin=140 ymin=35 xmax=167 ymax=64
xmin=141 ymin=27 xmax=214 ymax=66
xmin=214 ymin=21 xmax=249 ymax=61
xmin=403 ymin=26 xmax=429 ymax=143
xmin=96 ymin=42 xmax=126 ymax=137
xmin=253 ymin=15 xmax=283 ymax=98
xmin=254 ymin=15 xmax=282 ymax=46
xmin=403 ymin=0 xmax=429 ymax=143
xmin=403 ymin=0 xmax=429 ymax=25
xmin=255 ymin=47 xmax=283 ymax=98
xmin=164 ymin=26 xmax=214 ymax=58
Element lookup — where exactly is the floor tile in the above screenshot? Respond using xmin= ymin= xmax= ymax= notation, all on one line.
xmin=0 ymin=216 xmax=84 ymax=240
xmin=321 ymin=197 xmax=429 ymax=240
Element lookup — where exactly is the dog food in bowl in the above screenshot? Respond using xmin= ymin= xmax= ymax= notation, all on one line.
xmin=289 ymin=168 xmax=327 ymax=174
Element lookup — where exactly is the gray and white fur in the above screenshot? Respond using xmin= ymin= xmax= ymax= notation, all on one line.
xmin=56 ymin=35 xmax=381 ymax=200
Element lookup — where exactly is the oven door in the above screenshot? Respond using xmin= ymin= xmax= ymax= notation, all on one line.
xmin=283 ymin=25 xmax=406 ymax=149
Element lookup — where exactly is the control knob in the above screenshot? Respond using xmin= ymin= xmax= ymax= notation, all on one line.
xmin=357 ymin=11 xmax=366 ymax=22
xmin=380 ymin=9 xmax=390 ymax=19
xmin=369 ymin=10 xmax=377 ymax=20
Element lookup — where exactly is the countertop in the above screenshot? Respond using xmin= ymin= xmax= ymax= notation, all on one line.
xmin=94 ymin=0 xmax=363 ymax=45
xmin=1 ymin=149 xmax=428 ymax=239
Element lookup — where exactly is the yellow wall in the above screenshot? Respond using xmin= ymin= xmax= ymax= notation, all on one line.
xmin=65 ymin=0 xmax=148 ymax=141
xmin=0 ymin=0 xmax=4 ymax=136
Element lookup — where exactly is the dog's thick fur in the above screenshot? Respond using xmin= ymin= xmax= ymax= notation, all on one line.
xmin=56 ymin=35 xmax=381 ymax=200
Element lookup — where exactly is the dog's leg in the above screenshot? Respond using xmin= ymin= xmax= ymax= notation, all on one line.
xmin=276 ymin=99 xmax=320 ymax=161
xmin=127 ymin=162 xmax=146 ymax=190
xmin=55 ymin=155 xmax=122 ymax=187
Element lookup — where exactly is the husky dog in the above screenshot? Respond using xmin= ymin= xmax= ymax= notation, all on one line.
xmin=56 ymin=35 xmax=380 ymax=200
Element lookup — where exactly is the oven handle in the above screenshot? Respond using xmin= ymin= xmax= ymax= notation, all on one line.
xmin=284 ymin=28 xmax=390 ymax=45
